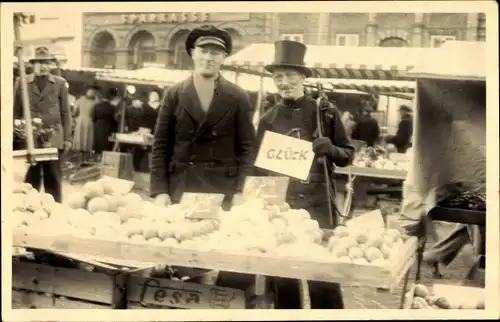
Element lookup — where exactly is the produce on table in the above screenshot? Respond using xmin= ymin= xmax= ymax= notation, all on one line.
xmin=12 ymin=179 xmax=409 ymax=267
xmin=352 ymin=147 xmax=408 ymax=171
xmin=406 ymin=284 xmax=485 ymax=309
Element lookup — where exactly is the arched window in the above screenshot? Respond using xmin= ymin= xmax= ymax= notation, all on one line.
xmin=128 ymin=31 xmax=156 ymax=69
xmin=378 ymin=37 xmax=408 ymax=47
xmin=90 ymin=31 xmax=117 ymax=68
xmin=170 ymin=30 xmax=192 ymax=70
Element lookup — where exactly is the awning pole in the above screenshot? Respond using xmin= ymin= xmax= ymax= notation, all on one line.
xmin=252 ymin=68 xmax=265 ymax=129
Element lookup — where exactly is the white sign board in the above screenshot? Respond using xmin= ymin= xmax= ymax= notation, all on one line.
xmin=242 ymin=176 xmax=290 ymax=205
xmin=345 ymin=209 xmax=386 ymax=235
xmin=254 ymin=131 xmax=315 ymax=181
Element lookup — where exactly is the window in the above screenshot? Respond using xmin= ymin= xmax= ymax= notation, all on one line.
xmin=281 ymin=34 xmax=304 ymax=43
xmin=336 ymin=34 xmax=359 ymax=46
xmin=430 ymin=35 xmax=456 ymax=48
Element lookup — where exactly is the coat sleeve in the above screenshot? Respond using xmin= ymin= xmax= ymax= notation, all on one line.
xmin=59 ymin=79 xmax=72 ymax=143
xmin=235 ymin=92 xmax=258 ymax=192
xmin=13 ymin=78 xmax=23 ymax=119
xmin=150 ymin=88 xmax=176 ymax=198
xmin=327 ymin=106 xmax=355 ymax=167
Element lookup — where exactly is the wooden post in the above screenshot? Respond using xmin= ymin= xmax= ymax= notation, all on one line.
xmin=13 ymin=13 xmax=36 ymax=165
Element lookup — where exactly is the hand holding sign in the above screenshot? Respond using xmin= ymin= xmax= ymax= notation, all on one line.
xmin=254 ymin=131 xmax=315 ymax=181
xmin=180 ymin=193 xmax=225 ymax=220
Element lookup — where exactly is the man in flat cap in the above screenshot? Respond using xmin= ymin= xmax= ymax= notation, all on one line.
xmin=386 ymin=104 xmax=413 ymax=153
xmin=150 ymin=25 xmax=256 ymax=208
xmin=256 ymin=40 xmax=355 ymax=309
xmin=14 ymin=46 xmax=72 ymax=203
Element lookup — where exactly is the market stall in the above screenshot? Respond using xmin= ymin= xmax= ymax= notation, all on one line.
xmin=398 ymin=40 xmax=486 ymax=309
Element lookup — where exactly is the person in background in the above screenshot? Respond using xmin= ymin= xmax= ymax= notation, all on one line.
xmin=351 ymin=104 xmax=380 ymax=147
xmin=140 ymin=89 xmax=162 ymax=133
xmin=386 ymin=104 xmax=413 ymax=153
xmin=256 ymin=40 xmax=354 ymax=309
xmin=73 ymin=84 xmax=100 ymax=164
xmin=124 ymin=97 xmax=144 ymax=133
xmin=13 ymin=46 xmax=72 ymax=203
xmin=92 ymin=87 xmax=121 ymax=162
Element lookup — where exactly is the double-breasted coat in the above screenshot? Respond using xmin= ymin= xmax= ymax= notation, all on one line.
xmin=150 ymin=75 xmax=257 ymax=204
xmin=13 ymin=74 xmax=72 ymax=149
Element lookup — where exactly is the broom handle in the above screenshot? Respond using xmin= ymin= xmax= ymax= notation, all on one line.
xmin=14 ymin=13 xmax=36 ymax=165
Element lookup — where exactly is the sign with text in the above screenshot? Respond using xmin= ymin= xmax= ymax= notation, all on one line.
xmin=242 ymin=176 xmax=290 ymax=205
xmin=254 ymin=131 xmax=315 ymax=181
xmin=128 ymin=276 xmax=245 ymax=309
xmin=180 ymin=193 xmax=225 ymax=219
xmin=121 ymin=12 xmax=209 ymax=24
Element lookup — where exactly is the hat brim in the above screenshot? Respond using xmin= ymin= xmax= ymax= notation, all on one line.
xmin=265 ymin=64 xmax=313 ymax=78
xmin=29 ymin=57 xmax=57 ymax=64
xmin=186 ymin=28 xmax=232 ymax=56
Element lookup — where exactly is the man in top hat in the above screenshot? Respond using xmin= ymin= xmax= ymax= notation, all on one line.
xmin=13 ymin=46 xmax=72 ymax=203
xmin=150 ymin=25 xmax=256 ymax=209
xmin=256 ymin=40 xmax=355 ymax=309
xmin=386 ymin=104 xmax=413 ymax=153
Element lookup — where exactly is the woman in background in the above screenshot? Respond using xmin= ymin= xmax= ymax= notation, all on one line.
xmin=73 ymin=84 xmax=100 ymax=164
xmin=341 ymin=110 xmax=356 ymax=139
xmin=92 ymin=88 xmax=121 ymax=162
xmin=140 ymin=89 xmax=161 ymax=134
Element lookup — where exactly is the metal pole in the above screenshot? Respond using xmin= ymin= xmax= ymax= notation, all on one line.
xmin=14 ymin=13 xmax=36 ymax=165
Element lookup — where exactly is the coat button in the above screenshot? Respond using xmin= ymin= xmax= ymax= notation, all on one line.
xmin=211 ymin=130 xmax=217 ymax=136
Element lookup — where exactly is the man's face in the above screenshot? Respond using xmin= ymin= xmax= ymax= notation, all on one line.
xmin=148 ymin=91 xmax=160 ymax=102
xmin=191 ymin=45 xmax=226 ymax=78
xmin=33 ymin=61 xmax=51 ymax=75
xmin=86 ymin=88 xmax=97 ymax=98
xmin=272 ymin=68 xmax=305 ymax=100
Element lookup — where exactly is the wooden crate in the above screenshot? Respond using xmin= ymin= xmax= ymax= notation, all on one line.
xmin=12 ymin=261 xmax=115 ymax=309
xmin=13 ymin=229 xmax=418 ymax=290
xmin=335 ymin=166 xmax=407 ymax=181
xmin=101 ymin=151 xmax=133 ymax=180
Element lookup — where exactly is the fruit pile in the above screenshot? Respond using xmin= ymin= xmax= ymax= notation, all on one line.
xmin=352 ymin=147 xmax=408 ymax=171
xmin=12 ymin=179 xmax=408 ymax=267
xmin=326 ymin=226 xmax=404 ymax=267
xmin=407 ymin=284 xmax=485 ymax=309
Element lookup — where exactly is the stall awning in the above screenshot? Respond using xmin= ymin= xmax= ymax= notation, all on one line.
xmin=403 ymin=41 xmax=486 ymax=81
xmin=224 ymin=43 xmax=431 ymax=80
xmin=304 ymin=78 xmax=416 ymax=96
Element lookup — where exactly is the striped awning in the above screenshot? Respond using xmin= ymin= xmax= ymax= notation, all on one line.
xmin=403 ymin=41 xmax=486 ymax=81
xmin=304 ymin=78 xmax=416 ymax=96
xmin=223 ymin=43 xmax=431 ymax=81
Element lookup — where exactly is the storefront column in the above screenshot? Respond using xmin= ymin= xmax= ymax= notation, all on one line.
xmin=465 ymin=13 xmax=479 ymax=41
xmin=411 ymin=13 xmax=425 ymax=47
xmin=317 ymin=13 xmax=330 ymax=45
xmin=81 ymin=49 xmax=92 ymax=67
xmin=115 ymin=49 xmax=129 ymax=70
xmin=156 ymin=48 xmax=169 ymax=67
xmin=365 ymin=13 xmax=377 ymax=46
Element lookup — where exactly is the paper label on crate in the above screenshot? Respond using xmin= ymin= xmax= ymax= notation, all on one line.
xmin=100 ymin=175 xmax=135 ymax=195
xmin=242 ymin=176 xmax=290 ymax=205
xmin=180 ymin=193 xmax=225 ymax=219
xmin=345 ymin=209 xmax=385 ymax=234
xmin=254 ymin=131 xmax=314 ymax=181
xmin=129 ymin=276 xmax=245 ymax=309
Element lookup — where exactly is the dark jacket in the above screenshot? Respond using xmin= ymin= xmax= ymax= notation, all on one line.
xmin=140 ymin=104 xmax=160 ymax=133
xmin=256 ymin=96 xmax=354 ymax=228
xmin=352 ymin=114 xmax=380 ymax=147
xmin=13 ymin=74 xmax=72 ymax=149
xmin=387 ymin=115 xmax=413 ymax=153
xmin=150 ymin=75 xmax=257 ymax=202
xmin=92 ymin=101 xmax=118 ymax=153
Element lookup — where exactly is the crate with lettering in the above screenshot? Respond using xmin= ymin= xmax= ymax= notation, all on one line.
xmin=12 ymin=260 xmax=118 ymax=309
xmin=126 ymin=275 xmax=246 ymax=309
xmin=101 ymin=151 xmax=134 ymax=180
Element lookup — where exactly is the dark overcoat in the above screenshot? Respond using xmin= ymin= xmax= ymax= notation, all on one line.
xmin=13 ymin=74 xmax=72 ymax=149
xmin=150 ymin=75 xmax=257 ymax=203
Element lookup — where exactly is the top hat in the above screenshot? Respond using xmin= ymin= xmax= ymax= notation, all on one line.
xmin=185 ymin=25 xmax=233 ymax=56
xmin=265 ymin=40 xmax=313 ymax=78
xmin=106 ymin=87 xmax=120 ymax=99
xmin=29 ymin=46 xmax=57 ymax=63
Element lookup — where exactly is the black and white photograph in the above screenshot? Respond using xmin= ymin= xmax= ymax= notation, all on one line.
xmin=1 ymin=1 xmax=498 ymax=320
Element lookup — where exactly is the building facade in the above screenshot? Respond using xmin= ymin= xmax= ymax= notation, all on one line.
xmin=81 ymin=12 xmax=486 ymax=70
